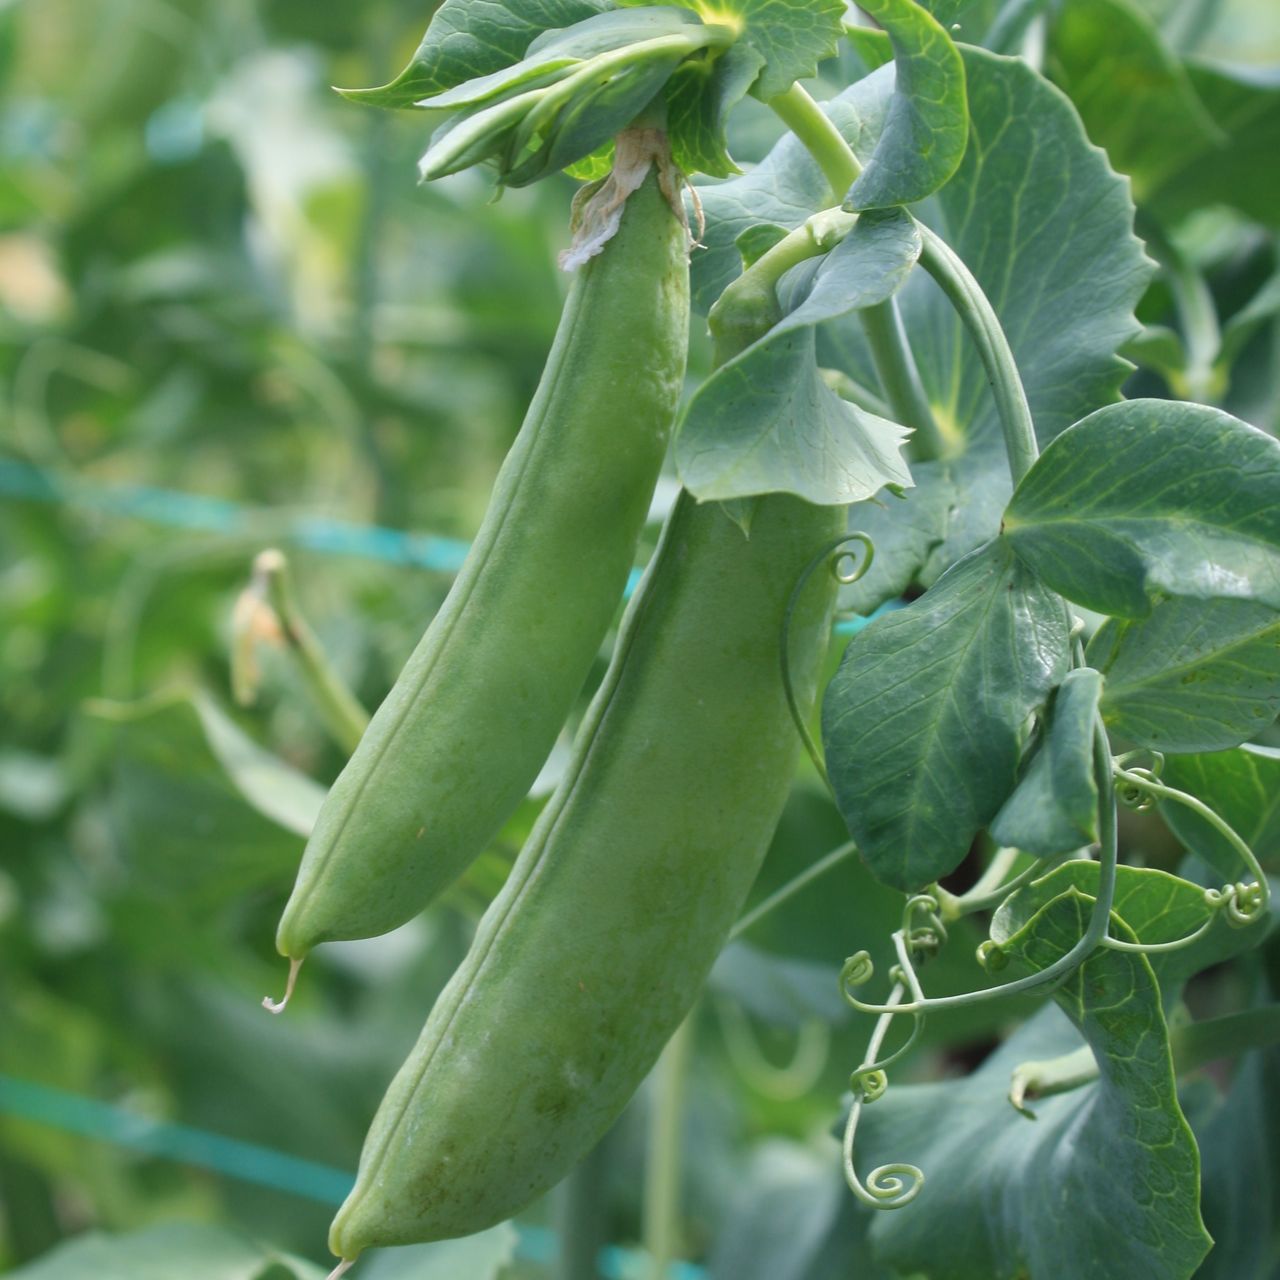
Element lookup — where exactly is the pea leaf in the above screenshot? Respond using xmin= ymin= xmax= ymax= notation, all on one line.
xmin=417 ymin=8 xmax=708 ymax=113
xmin=843 ymin=0 xmax=968 ymax=210
xmin=1160 ymin=745 xmax=1280 ymax=878
xmin=1129 ymin=0 xmax=1280 ymax=86
xmin=618 ymin=0 xmax=847 ymax=100
xmin=989 ymin=667 xmax=1102 ymax=857
xmin=342 ymin=0 xmax=612 ymax=109
xmin=991 ymin=862 xmax=1269 ymax=1001
xmin=677 ymin=209 xmax=919 ymax=505
xmin=858 ymin=900 xmax=1210 ymax=1280
xmin=822 ymin=539 xmax=1069 ymax=892
xmin=1003 ymin=400 xmax=1280 ymax=620
xmin=666 ymin=42 xmax=766 ymax=177
xmin=1086 ymin=598 xmax=1280 ymax=751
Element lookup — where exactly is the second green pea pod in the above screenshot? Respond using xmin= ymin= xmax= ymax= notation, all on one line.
xmin=271 ymin=129 xmax=690 ymax=979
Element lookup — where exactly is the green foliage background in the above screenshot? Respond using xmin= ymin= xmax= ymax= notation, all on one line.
xmin=1 ymin=0 xmax=1278 ymax=1277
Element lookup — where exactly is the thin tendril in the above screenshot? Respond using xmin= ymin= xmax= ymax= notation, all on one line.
xmin=842 ymin=983 xmax=925 ymax=1210
xmin=729 ymin=839 xmax=860 ymax=940
xmin=780 ymin=532 xmax=875 ymax=788
xmin=1113 ymin=764 xmax=1269 ymax=922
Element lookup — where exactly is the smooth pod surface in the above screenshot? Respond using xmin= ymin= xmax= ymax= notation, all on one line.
xmin=275 ymin=145 xmax=689 ymax=957
xmin=329 ymin=490 xmax=843 ymax=1258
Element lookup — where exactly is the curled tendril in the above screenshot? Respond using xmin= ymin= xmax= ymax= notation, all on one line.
xmin=780 ymin=533 xmax=877 ymax=789
xmin=1112 ymin=762 xmax=1270 ymax=923
xmin=1114 ymin=748 xmax=1166 ymax=777
xmin=977 ymin=939 xmax=1008 ymax=972
xmin=1116 ymin=766 xmax=1161 ymax=812
xmin=841 ymin=981 xmax=926 ymax=1211
xmin=842 ymin=1096 xmax=925 ymax=1210
xmin=831 ymin=532 xmax=876 ymax=585
xmin=851 ymin=1066 xmax=888 ymax=1101
xmin=1206 ymin=880 xmax=1268 ymax=927
xmin=841 ymin=950 xmax=876 ymax=1000
xmin=902 ymin=893 xmax=947 ymax=958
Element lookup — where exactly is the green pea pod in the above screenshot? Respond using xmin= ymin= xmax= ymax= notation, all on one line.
xmin=272 ymin=132 xmax=690 ymax=979
xmin=327 ymin=490 xmax=843 ymax=1261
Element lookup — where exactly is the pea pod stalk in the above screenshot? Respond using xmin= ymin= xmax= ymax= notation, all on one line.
xmin=269 ymin=128 xmax=690 ymax=1000
xmin=327 ymin=488 xmax=844 ymax=1261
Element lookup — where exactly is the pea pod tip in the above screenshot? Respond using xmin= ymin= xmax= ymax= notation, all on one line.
xmin=262 ymin=955 xmax=304 ymax=1015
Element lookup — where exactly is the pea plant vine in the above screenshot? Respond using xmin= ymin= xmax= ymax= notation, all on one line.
xmin=223 ymin=1 xmax=1280 ymax=1278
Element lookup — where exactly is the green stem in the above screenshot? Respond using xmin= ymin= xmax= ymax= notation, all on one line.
xmin=766 ymin=85 xmax=942 ymax=452
xmin=643 ymin=1014 xmax=694 ymax=1280
xmin=709 ymin=207 xmax=856 ymax=362
xmin=1143 ymin=221 xmax=1221 ymax=403
xmin=916 ymin=226 xmax=1039 ymax=485
xmin=768 ymin=83 xmax=860 ymax=194
xmin=730 ymin=840 xmax=860 ymax=940
xmin=555 ymin=1131 xmax=614 ymax=1280
xmin=1008 ymin=1044 xmax=1098 ymax=1115
xmin=1171 ymin=1006 xmax=1280 ymax=1074
xmin=258 ymin=550 xmax=371 ymax=755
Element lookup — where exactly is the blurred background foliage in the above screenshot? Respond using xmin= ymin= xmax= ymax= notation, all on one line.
xmin=1 ymin=0 xmax=1278 ymax=1276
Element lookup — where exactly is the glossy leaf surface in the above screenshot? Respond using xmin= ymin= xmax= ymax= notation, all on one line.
xmin=822 ymin=540 xmax=1069 ymax=891
xmin=1004 ymin=400 xmax=1280 ymax=619
xmin=845 ymin=0 xmax=968 ymax=210
xmin=1088 ymin=598 xmax=1280 ymax=751
xmin=1161 ymin=745 xmax=1280 ymax=877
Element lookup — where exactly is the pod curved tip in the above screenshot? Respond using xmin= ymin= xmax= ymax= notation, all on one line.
xmin=263 ymin=956 xmax=303 ymax=1015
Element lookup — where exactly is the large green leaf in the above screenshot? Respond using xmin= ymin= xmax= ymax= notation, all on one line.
xmin=677 ymin=209 xmax=918 ymax=504
xmin=858 ymin=903 xmax=1209 ymax=1280
xmin=1087 ymin=598 xmax=1280 ymax=751
xmin=665 ymin=41 xmax=766 ymax=176
xmin=85 ymin=689 xmax=323 ymax=907
xmin=991 ymin=862 xmax=1269 ymax=1001
xmin=989 ymin=667 xmax=1102 ymax=856
xmin=1160 ymin=745 xmax=1280 ymax=877
xmin=343 ymin=0 xmax=612 ymax=108
xmin=1004 ymin=400 xmax=1280 ymax=619
xmin=619 ymin=0 xmax=847 ymax=100
xmin=844 ymin=0 xmax=968 ymax=210
xmin=822 ymin=540 xmax=1069 ymax=892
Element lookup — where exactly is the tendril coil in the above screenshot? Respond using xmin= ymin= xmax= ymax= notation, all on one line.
xmin=1111 ymin=758 xmax=1270 ymax=931
xmin=780 ymin=532 xmax=876 ymax=789
xmin=1206 ymin=880 xmax=1267 ymax=927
